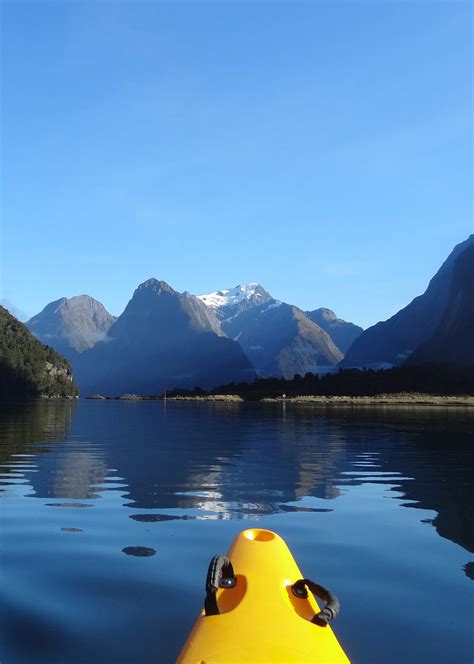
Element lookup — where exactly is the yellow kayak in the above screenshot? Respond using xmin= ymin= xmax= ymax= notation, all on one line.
xmin=177 ymin=528 xmax=350 ymax=663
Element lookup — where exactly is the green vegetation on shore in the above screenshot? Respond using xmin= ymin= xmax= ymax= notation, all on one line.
xmin=167 ymin=394 xmax=244 ymax=402
xmin=0 ymin=306 xmax=78 ymax=399
xmin=85 ymin=392 xmax=474 ymax=407
xmin=262 ymin=394 xmax=474 ymax=406
xmin=166 ymin=364 xmax=474 ymax=401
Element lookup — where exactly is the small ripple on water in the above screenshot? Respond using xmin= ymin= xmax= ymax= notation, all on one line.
xmin=278 ymin=504 xmax=333 ymax=513
xmin=342 ymin=471 xmax=404 ymax=476
xmin=46 ymin=503 xmax=94 ymax=508
xmin=122 ymin=546 xmax=156 ymax=557
xmin=129 ymin=513 xmax=195 ymax=522
xmin=0 ymin=478 xmax=29 ymax=485
xmin=175 ymin=490 xmax=222 ymax=498
xmin=0 ymin=463 xmax=37 ymax=468
xmin=60 ymin=527 xmax=84 ymax=533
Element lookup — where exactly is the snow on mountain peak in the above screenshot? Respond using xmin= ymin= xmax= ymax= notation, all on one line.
xmin=197 ymin=283 xmax=267 ymax=310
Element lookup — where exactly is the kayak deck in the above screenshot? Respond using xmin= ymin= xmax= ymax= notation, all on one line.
xmin=177 ymin=528 xmax=350 ymax=663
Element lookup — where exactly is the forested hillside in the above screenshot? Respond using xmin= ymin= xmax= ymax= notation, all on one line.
xmin=0 ymin=306 xmax=78 ymax=399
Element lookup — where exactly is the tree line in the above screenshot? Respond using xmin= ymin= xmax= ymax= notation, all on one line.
xmin=167 ymin=364 xmax=474 ymax=400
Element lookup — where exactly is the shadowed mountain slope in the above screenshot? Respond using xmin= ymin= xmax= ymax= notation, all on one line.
xmin=306 ymin=308 xmax=363 ymax=353
xmin=407 ymin=243 xmax=474 ymax=366
xmin=341 ymin=235 xmax=474 ymax=367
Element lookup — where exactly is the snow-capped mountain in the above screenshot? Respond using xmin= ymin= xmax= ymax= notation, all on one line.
xmin=222 ymin=300 xmax=343 ymax=378
xmin=198 ymin=284 xmax=350 ymax=376
xmin=197 ymin=283 xmax=273 ymax=321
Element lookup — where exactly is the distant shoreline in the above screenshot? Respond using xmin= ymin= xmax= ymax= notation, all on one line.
xmin=85 ymin=394 xmax=244 ymax=402
xmin=261 ymin=394 xmax=474 ymax=407
xmin=84 ymin=393 xmax=474 ymax=407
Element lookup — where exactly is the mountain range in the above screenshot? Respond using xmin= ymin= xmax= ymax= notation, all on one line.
xmin=17 ymin=233 xmax=473 ymax=395
xmin=72 ymin=279 xmax=254 ymax=395
xmin=26 ymin=280 xmax=360 ymax=394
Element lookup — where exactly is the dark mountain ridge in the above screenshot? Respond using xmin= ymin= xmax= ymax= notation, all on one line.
xmin=407 ymin=243 xmax=474 ymax=366
xmin=341 ymin=234 xmax=474 ymax=367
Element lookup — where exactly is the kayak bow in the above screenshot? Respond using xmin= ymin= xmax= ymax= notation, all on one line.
xmin=177 ymin=528 xmax=350 ymax=663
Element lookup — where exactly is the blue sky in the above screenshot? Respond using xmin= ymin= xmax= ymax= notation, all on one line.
xmin=1 ymin=1 xmax=472 ymax=328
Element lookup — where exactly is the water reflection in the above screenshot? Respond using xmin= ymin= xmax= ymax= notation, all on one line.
xmin=1 ymin=400 xmax=473 ymax=664
xmin=1 ymin=400 xmax=473 ymax=553
xmin=0 ymin=400 xmax=76 ymax=463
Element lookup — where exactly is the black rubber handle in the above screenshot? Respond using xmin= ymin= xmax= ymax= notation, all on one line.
xmin=204 ymin=555 xmax=236 ymax=616
xmin=292 ymin=578 xmax=341 ymax=626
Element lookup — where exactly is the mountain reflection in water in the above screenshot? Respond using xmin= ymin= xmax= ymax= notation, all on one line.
xmin=0 ymin=400 xmax=472 ymax=664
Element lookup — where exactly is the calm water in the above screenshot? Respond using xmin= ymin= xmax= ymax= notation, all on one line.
xmin=0 ymin=400 xmax=473 ymax=663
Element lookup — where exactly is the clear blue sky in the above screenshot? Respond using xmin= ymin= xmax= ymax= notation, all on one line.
xmin=1 ymin=1 xmax=472 ymax=328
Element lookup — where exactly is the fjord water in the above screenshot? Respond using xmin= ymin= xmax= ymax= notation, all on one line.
xmin=0 ymin=401 xmax=472 ymax=664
